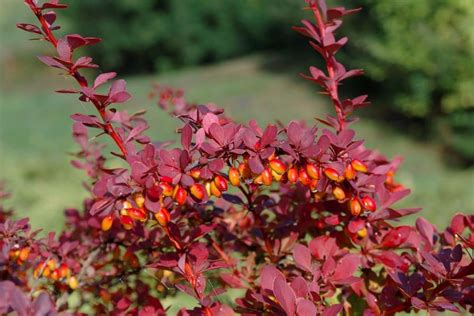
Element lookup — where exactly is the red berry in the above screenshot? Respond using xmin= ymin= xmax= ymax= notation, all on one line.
xmin=299 ymin=169 xmax=311 ymax=186
xmin=173 ymin=186 xmax=187 ymax=205
xmin=119 ymin=215 xmax=134 ymax=230
xmin=214 ymin=175 xmax=228 ymax=192
xmin=127 ymin=207 xmax=147 ymax=221
xmin=361 ymin=196 xmax=376 ymax=212
xmin=160 ymin=182 xmax=174 ymax=197
xmin=147 ymin=183 xmax=162 ymax=201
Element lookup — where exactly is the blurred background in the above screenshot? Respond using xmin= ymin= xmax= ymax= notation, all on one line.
xmin=1 ymin=0 xmax=473 ymax=232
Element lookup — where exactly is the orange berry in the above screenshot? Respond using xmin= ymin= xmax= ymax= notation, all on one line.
xmin=271 ymin=169 xmax=283 ymax=182
xmin=173 ymin=186 xmax=187 ymax=205
xmin=122 ymin=200 xmax=133 ymax=210
xmin=190 ymin=183 xmax=206 ymax=200
xmin=119 ymin=215 xmax=134 ymax=230
xmin=344 ymin=164 xmax=356 ymax=180
xmin=262 ymin=168 xmax=273 ymax=186
xmin=299 ymin=169 xmax=311 ymax=186
xmin=205 ymin=181 xmax=212 ymax=196
xmin=349 ymin=198 xmax=362 ymax=216
xmin=269 ymin=159 xmax=287 ymax=175
xmin=287 ymin=167 xmax=298 ymax=183
xmin=351 ymin=159 xmax=368 ymax=173
xmin=42 ymin=266 xmax=51 ymax=278
xmin=47 ymin=259 xmax=57 ymax=270
xmin=160 ymin=182 xmax=174 ymax=197
xmin=306 ymin=163 xmax=319 ymax=180
xmin=210 ymin=181 xmax=222 ymax=197
xmin=310 ymin=179 xmax=318 ymax=191
xmin=127 ymin=208 xmax=147 ymax=221
xmin=68 ymin=276 xmax=78 ymax=289
xmin=101 ymin=215 xmax=114 ymax=231
xmin=189 ymin=168 xmax=201 ymax=179
xmin=18 ymin=247 xmax=30 ymax=262
xmin=361 ymin=196 xmax=376 ymax=212
xmin=214 ymin=175 xmax=228 ymax=192
xmin=357 ymin=227 xmax=368 ymax=238
xmin=228 ymin=167 xmax=240 ymax=186
xmin=324 ymin=168 xmax=342 ymax=182
xmin=238 ymin=162 xmax=251 ymax=179
xmin=134 ymin=193 xmax=145 ymax=208
xmin=155 ymin=208 xmax=171 ymax=226
xmin=333 ymin=187 xmax=346 ymax=200
xmin=51 ymin=269 xmax=60 ymax=281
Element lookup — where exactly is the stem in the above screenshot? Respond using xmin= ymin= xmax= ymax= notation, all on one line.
xmin=24 ymin=0 xmax=128 ymax=157
xmin=312 ymin=4 xmax=345 ymax=132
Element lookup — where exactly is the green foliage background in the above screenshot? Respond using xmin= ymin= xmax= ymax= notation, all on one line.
xmin=65 ymin=0 xmax=474 ymax=161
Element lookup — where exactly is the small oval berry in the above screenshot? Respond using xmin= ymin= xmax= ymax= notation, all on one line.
xmin=173 ymin=186 xmax=187 ymax=205
xmin=18 ymin=247 xmax=30 ymax=262
xmin=68 ymin=276 xmax=78 ymax=290
xmin=310 ymin=179 xmax=318 ymax=191
xmin=324 ymin=168 xmax=343 ymax=182
xmin=160 ymin=182 xmax=174 ymax=197
xmin=299 ymin=169 xmax=311 ymax=186
xmin=306 ymin=163 xmax=319 ymax=180
xmin=333 ymin=187 xmax=346 ymax=200
xmin=271 ymin=169 xmax=283 ymax=181
xmin=189 ymin=168 xmax=201 ymax=179
xmin=58 ymin=264 xmax=69 ymax=279
xmin=262 ymin=168 xmax=273 ymax=186
xmin=134 ymin=193 xmax=145 ymax=208
xmin=155 ymin=208 xmax=171 ymax=226
xmin=228 ymin=167 xmax=240 ymax=186
xmin=287 ymin=167 xmax=298 ymax=183
xmin=214 ymin=175 xmax=228 ymax=192
xmin=190 ymin=183 xmax=206 ymax=200
xmin=357 ymin=227 xmax=368 ymax=238
xmin=101 ymin=215 xmax=114 ymax=231
xmin=344 ymin=164 xmax=356 ymax=180
xmin=119 ymin=215 xmax=134 ymax=230
xmin=269 ymin=159 xmax=287 ymax=175
xmin=210 ymin=181 xmax=222 ymax=197
xmin=349 ymin=198 xmax=362 ymax=216
xmin=127 ymin=208 xmax=147 ymax=221
xmin=361 ymin=196 xmax=377 ymax=212
xmin=351 ymin=159 xmax=368 ymax=173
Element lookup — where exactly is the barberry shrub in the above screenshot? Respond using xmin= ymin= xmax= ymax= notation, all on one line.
xmin=3 ymin=0 xmax=472 ymax=315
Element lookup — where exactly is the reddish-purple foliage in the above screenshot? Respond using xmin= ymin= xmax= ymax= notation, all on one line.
xmin=3 ymin=0 xmax=472 ymax=314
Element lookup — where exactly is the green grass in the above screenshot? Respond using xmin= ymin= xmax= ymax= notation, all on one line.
xmin=1 ymin=54 xmax=473 ymax=232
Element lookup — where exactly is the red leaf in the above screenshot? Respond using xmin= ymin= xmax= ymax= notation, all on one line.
xmin=381 ymin=226 xmax=411 ymax=248
xmin=273 ymin=278 xmax=296 ymax=316
xmin=292 ymin=244 xmax=312 ymax=272
xmin=332 ymin=254 xmax=360 ymax=282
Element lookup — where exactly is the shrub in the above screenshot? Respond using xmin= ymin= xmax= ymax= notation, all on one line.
xmin=5 ymin=0 xmax=473 ymax=314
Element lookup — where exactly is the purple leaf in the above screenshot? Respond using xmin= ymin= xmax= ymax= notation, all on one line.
xmin=292 ymin=244 xmax=312 ymax=272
